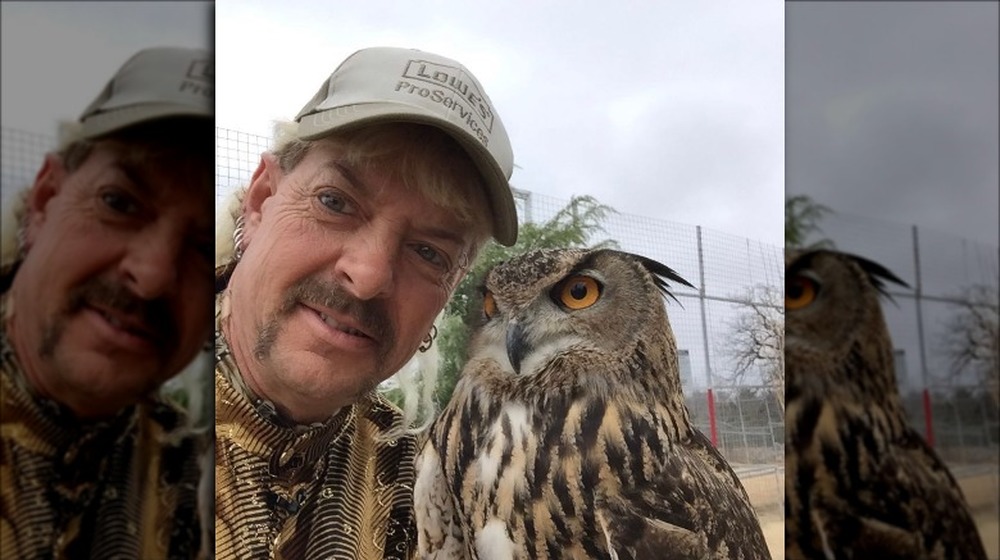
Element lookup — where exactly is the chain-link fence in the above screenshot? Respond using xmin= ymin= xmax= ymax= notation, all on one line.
xmin=2 ymin=128 xmax=55 ymax=197
xmin=5 ymin=125 xmax=786 ymax=512
xmin=211 ymin=126 xmax=786 ymax=472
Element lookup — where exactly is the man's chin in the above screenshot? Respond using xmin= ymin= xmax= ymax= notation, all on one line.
xmin=48 ymin=353 xmax=168 ymax=412
xmin=260 ymin=350 xmax=386 ymax=414
xmin=47 ymin=312 xmax=175 ymax=370
xmin=265 ymin=320 xmax=386 ymax=376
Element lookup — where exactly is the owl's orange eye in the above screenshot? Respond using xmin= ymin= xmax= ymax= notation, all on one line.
xmin=483 ymin=291 xmax=497 ymax=319
xmin=555 ymin=275 xmax=602 ymax=310
xmin=786 ymin=276 xmax=818 ymax=310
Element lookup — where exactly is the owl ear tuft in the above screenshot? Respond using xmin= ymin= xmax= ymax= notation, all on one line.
xmin=847 ymin=253 xmax=909 ymax=304
xmin=795 ymin=249 xmax=910 ymax=304
xmin=602 ymin=250 xmax=695 ymax=306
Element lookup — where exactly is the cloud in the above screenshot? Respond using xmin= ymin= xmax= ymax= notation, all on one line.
xmin=215 ymin=0 xmax=784 ymax=246
xmin=786 ymin=2 xmax=999 ymax=246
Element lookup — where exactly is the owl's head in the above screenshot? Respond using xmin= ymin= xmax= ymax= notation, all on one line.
xmin=469 ymin=248 xmax=693 ymax=378
xmin=785 ymin=249 xmax=909 ymax=392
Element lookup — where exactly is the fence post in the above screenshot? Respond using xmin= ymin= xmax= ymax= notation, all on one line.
xmin=922 ymin=389 xmax=935 ymax=448
xmin=707 ymin=388 xmax=718 ymax=448
xmin=513 ymin=187 xmax=533 ymax=224
xmin=912 ymin=225 xmax=933 ymax=446
xmin=697 ymin=226 xmax=717 ymax=446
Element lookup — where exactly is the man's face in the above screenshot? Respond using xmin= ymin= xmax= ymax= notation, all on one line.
xmin=225 ymin=137 xmax=480 ymax=423
xmin=8 ymin=140 xmax=214 ymax=418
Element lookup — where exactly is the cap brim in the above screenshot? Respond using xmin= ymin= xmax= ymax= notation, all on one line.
xmin=298 ymin=103 xmax=518 ymax=246
xmin=80 ymin=103 xmax=213 ymax=140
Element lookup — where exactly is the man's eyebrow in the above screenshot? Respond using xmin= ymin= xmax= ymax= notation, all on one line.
xmin=116 ymin=158 xmax=214 ymax=230
xmin=114 ymin=160 xmax=155 ymax=195
xmin=321 ymin=158 xmax=469 ymax=247
xmin=418 ymin=225 xmax=467 ymax=247
xmin=322 ymin=160 xmax=368 ymax=195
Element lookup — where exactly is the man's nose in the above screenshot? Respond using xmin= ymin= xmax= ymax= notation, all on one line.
xmin=333 ymin=236 xmax=396 ymax=301
xmin=119 ymin=226 xmax=182 ymax=299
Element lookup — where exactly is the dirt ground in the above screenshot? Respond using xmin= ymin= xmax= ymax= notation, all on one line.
xmin=758 ymin=510 xmax=784 ymax=560
xmin=959 ymin=469 xmax=1000 ymax=560
xmin=738 ymin=467 xmax=784 ymax=560
xmin=739 ymin=466 xmax=1000 ymax=560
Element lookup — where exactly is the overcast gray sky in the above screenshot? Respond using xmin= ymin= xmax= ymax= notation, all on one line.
xmin=1 ymin=2 xmax=211 ymax=136
xmin=787 ymin=2 xmax=998 ymax=403
xmin=787 ymin=1 xmax=999 ymax=248
xmin=215 ymin=0 xmax=784 ymax=247
xmin=1 ymin=2 xmax=210 ymax=207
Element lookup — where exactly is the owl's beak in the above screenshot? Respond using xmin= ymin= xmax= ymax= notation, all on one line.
xmin=506 ymin=320 xmax=529 ymax=375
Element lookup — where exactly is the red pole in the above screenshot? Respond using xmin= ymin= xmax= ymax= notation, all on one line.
xmin=922 ymin=388 xmax=935 ymax=447
xmin=707 ymin=388 xmax=718 ymax=447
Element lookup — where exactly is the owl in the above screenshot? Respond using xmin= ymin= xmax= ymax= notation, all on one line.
xmin=785 ymin=249 xmax=987 ymax=560
xmin=415 ymin=248 xmax=772 ymax=560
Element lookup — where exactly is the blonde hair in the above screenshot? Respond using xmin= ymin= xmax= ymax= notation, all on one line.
xmin=379 ymin=314 xmax=443 ymax=440
xmin=0 ymin=190 xmax=28 ymax=269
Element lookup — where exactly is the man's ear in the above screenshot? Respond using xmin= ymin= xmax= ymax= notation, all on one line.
xmin=241 ymin=152 xmax=283 ymax=244
xmin=23 ymin=153 xmax=68 ymax=248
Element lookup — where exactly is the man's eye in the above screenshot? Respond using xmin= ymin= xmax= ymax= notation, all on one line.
xmin=414 ymin=244 xmax=447 ymax=269
xmin=318 ymin=191 xmax=355 ymax=214
xmin=101 ymin=190 xmax=139 ymax=215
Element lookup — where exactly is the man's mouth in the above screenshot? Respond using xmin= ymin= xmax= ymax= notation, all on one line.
xmin=90 ymin=305 xmax=156 ymax=340
xmin=318 ymin=311 xmax=370 ymax=339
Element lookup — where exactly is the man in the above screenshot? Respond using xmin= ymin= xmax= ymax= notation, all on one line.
xmin=0 ymin=47 xmax=214 ymax=558
xmin=214 ymin=46 xmax=517 ymax=558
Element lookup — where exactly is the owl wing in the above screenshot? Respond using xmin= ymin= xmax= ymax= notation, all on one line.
xmin=599 ymin=429 xmax=771 ymax=560
xmin=807 ymin=426 xmax=987 ymax=559
xmin=414 ymin=440 xmax=468 ymax=559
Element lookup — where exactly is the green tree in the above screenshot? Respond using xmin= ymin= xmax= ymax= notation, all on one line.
xmin=785 ymin=194 xmax=833 ymax=249
xmin=433 ymin=195 xmax=617 ymax=408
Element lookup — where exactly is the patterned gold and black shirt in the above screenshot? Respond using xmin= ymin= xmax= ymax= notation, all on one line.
xmin=214 ymin=308 xmax=418 ymax=559
xmin=0 ymin=292 xmax=204 ymax=559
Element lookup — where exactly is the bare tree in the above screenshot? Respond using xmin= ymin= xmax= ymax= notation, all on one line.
xmin=721 ymin=284 xmax=785 ymax=408
xmin=940 ymin=283 xmax=999 ymax=404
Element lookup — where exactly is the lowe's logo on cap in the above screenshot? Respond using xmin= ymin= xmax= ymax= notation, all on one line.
xmin=399 ymin=60 xmax=495 ymax=136
xmin=187 ymin=59 xmax=213 ymax=82
xmin=180 ymin=59 xmax=214 ymax=98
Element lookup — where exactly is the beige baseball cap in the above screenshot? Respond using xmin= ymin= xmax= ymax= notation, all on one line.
xmin=294 ymin=47 xmax=518 ymax=246
xmin=78 ymin=46 xmax=214 ymax=140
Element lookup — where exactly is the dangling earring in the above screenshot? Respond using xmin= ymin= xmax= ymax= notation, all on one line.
xmin=232 ymin=214 xmax=246 ymax=261
xmin=418 ymin=325 xmax=438 ymax=353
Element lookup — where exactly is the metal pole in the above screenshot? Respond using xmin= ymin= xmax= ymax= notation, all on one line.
xmin=697 ymin=226 xmax=713 ymax=386
xmin=697 ymin=226 xmax=717 ymax=446
xmin=707 ymin=389 xmax=718 ymax=448
xmin=513 ymin=187 xmax=533 ymax=225
xmin=913 ymin=225 xmax=934 ymax=446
